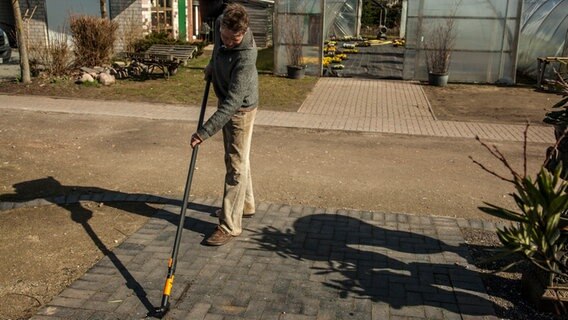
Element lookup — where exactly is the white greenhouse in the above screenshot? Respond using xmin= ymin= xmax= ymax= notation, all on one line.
xmin=273 ymin=0 xmax=567 ymax=83
xmin=517 ymin=0 xmax=568 ymax=78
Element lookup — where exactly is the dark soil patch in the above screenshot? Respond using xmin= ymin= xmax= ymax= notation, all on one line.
xmin=422 ymin=83 xmax=561 ymax=125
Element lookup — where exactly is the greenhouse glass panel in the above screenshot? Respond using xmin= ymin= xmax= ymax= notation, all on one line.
xmin=403 ymin=0 xmax=522 ymax=83
xmin=418 ymin=0 xmax=521 ymax=18
xmin=450 ymin=52 xmax=512 ymax=81
xmin=404 ymin=17 xmax=421 ymax=47
xmin=405 ymin=50 xmax=511 ymax=82
xmin=277 ymin=0 xmax=321 ymax=13
xmin=423 ymin=18 xmax=510 ymax=51
xmin=323 ymin=0 xmax=360 ymax=39
xmin=274 ymin=0 xmax=324 ymax=76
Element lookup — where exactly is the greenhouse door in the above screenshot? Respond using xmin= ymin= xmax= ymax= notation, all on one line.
xmin=323 ymin=39 xmax=404 ymax=79
xmin=322 ymin=0 xmax=404 ymax=79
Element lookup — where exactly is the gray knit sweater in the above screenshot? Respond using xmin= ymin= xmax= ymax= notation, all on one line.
xmin=197 ymin=19 xmax=259 ymax=140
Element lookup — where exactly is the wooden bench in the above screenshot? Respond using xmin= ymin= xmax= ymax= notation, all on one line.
xmin=114 ymin=45 xmax=199 ymax=79
xmin=145 ymin=44 xmax=198 ymax=66
xmin=536 ymin=56 xmax=568 ymax=91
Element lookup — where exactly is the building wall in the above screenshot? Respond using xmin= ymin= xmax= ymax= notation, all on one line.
xmin=24 ymin=1 xmax=49 ymax=48
xmin=110 ymin=0 xmax=196 ymax=51
xmin=110 ymin=0 xmax=150 ymax=52
xmin=2 ymin=0 xmax=199 ymax=53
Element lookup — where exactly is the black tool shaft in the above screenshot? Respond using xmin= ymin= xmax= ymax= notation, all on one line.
xmin=156 ymin=79 xmax=211 ymax=316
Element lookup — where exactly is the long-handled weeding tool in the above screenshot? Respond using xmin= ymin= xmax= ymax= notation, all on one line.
xmin=152 ymin=79 xmax=211 ymax=318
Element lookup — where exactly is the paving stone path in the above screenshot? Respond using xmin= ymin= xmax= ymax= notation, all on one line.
xmin=25 ymin=195 xmax=498 ymax=320
xmin=0 ymin=79 xmax=554 ymax=143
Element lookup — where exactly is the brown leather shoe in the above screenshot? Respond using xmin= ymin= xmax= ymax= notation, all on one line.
xmin=205 ymin=226 xmax=234 ymax=246
xmin=212 ymin=208 xmax=255 ymax=218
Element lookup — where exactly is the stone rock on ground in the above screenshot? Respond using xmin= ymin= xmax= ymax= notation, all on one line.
xmin=98 ymin=73 xmax=115 ymax=86
xmin=77 ymin=73 xmax=95 ymax=84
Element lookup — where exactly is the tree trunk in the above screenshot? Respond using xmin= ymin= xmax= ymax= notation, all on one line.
xmin=100 ymin=0 xmax=107 ymax=19
xmin=11 ymin=0 xmax=31 ymax=84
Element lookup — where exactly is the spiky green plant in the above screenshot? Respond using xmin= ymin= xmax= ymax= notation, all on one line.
xmin=471 ymin=130 xmax=568 ymax=286
xmin=479 ymin=167 xmax=568 ymax=282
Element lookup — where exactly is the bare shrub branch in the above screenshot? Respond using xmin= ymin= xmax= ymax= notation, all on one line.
xmin=423 ymin=0 xmax=461 ymax=74
xmin=70 ymin=15 xmax=117 ymax=67
xmin=28 ymin=30 xmax=73 ymax=77
xmin=469 ymin=136 xmax=523 ymax=184
xmin=281 ymin=4 xmax=305 ymax=67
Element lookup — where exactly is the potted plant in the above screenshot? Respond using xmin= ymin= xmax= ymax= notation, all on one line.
xmin=282 ymin=12 xmax=306 ymax=79
xmin=471 ymin=125 xmax=568 ymax=315
xmin=423 ymin=6 xmax=458 ymax=86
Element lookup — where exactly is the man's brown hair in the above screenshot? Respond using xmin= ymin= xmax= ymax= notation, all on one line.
xmin=221 ymin=3 xmax=249 ymax=34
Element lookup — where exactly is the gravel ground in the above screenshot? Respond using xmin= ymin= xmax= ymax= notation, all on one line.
xmin=462 ymin=228 xmax=566 ymax=320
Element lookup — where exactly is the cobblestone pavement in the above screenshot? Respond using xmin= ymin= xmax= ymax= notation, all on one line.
xmin=0 ymin=78 xmax=540 ymax=319
xmin=23 ymin=195 xmax=498 ymax=320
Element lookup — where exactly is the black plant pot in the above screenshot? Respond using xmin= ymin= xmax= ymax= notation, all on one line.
xmin=521 ymin=268 xmax=568 ymax=315
xmin=428 ymin=72 xmax=449 ymax=86
xmin=287 ymin=65 xmax=305 ymax=79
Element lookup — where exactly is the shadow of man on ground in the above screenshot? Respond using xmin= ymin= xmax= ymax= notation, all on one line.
xmin=254 ymin=213 xmax=495 ymax=317
xmin=0 ymin=176 xmax=218 ymax=314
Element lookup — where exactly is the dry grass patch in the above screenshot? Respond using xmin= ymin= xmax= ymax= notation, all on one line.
xmin=0 ymin=67 xmax=318 ymax=112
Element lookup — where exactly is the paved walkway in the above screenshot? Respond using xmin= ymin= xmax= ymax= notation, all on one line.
xmin=22 ymin=195 xmax=497 ymax=320
xmin=0 ymin=78 xmax=554 ymax=143
xmin=0 ymin=78 xmax=549 ymax=319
